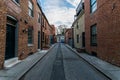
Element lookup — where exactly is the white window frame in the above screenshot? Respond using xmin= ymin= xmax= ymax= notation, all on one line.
xmin=28 ymin=0 xmax=34 ymax=17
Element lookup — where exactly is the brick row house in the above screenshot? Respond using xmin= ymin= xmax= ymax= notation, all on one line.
xmin=40 ymin=17 xmax=56 ymax=49
xmin=50 ymin=25 xmax=56 ymax=45
xmin=85 ymin=0 xmax=120 ymax=66
xmin=65 ymin=29 xmax=72 ymax=47
xmin=0 ymin=0 xmax=55 ymax=69
xmin=72 ymin=0 xmax=120 ymax=66
xmin=72 ymin=0 xmax=85 ymax=52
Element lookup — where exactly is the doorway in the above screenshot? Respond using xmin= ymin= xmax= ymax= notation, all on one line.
xmin=82 ymin=32 xmax=85 ymax=47
xmin=5 ymin=24 xmax=16 ymax=60
xmin=5 ymin=15 xmax=18 ymax=60
xmin=38 ymin=32 xmax=41 ymax=49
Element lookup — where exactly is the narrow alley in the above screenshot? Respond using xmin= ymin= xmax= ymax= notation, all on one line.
xmin=1 ymin=0 xmax=120 ymax=80
xmin=20 ymin=43 xmax=110 ymax=80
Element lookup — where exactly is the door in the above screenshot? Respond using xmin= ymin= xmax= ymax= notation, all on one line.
xmin=38 ymin=32 xmax=40 ymax=49
xmin=5 ymin=24 xmax=16 ymax=60
xmin=82 ymin=32 xmax=85 ymax=47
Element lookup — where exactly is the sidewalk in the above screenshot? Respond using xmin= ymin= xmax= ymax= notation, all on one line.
xmin=66 ymin=44 xmax=120 ymax=80
xmin=0 ymin=45 xmax=55 ymax=80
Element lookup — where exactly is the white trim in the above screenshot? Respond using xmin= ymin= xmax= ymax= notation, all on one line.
xmin=7 ymin=15 xmax=17 ymax=21
xmin=28 ymin=44 xmax=34 ymax=47
xmin=37 ymin=49 xmax=41 ymax=51
xmin=6 ymin=23 xmax=16 ymax=27
xmin=4 ymin=57 xmax=21 ymax=68
xmin=13 ymin=0 xmax=20 ymax=6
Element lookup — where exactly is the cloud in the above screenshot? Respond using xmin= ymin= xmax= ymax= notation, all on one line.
xmin=40 ymin=0 xmax=80 ymax=28
xmin=66 ymin=0 xmax=80 ymax=8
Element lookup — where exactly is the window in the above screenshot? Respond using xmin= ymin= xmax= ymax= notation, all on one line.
xmin=28 ymin=27 xmax=33 ymax=44
xmin=77 ymin=22 xmax=79 ymax=29
xmin=91 ymin=25 xmax=97 ymax=46
xmin=41 ymin=16 xmax=43 ymax=25
xmin=38 ymin=13 xmax=41 ymax=23
xmin=28 ymin=0 xmax=34 ymax=17
xmin=42 ymin=17 xmax=44 ymax=26
xmin=90 ymin=0 xmax=97 ymax=13
xmin=42 ymin=32 xmax=44 ymax=40
xmin=44 ymin=20 xmax=46 ymax=27
xmin=13 ymin=0 xmax=19 ymax=4
xmin=77 ymin=34 xmax=79 ymax=43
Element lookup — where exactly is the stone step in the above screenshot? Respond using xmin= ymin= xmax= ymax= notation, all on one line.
xmin=4 ymin=57 xmax=21 ymax=68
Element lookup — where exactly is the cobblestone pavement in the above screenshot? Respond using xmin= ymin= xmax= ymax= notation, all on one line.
xmin=20 ymin=43 xmax=110 ymax=80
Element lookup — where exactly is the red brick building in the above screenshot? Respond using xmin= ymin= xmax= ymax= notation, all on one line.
xmin=65 ymin=29 xmax=72 ymax=46
xmin=50 ymin=25 xmax=56 ymax=44
xmin=41 ymin=15 xmax=49 ymax=49
xmin=40 ymin=16 xmax=56 ymax=49
xmin=85 ymin=0 xmax=120 ymax=66
xmin=0 ymin=0 xmax=52 ymax=69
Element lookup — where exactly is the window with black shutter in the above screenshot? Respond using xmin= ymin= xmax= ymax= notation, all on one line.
xmin=90 ymin=0 xmax=97 ymax=13
xmin=91 ymin=25 xmax=97 ymax=46
xmin=28 ymin=0 xmax=34 ymax=17
xmin=28 ymin=27 xmax=33 ymax=44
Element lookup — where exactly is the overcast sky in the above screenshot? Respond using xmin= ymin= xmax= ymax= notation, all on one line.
xmin=40 ymin=0 xmax=80 ymax=28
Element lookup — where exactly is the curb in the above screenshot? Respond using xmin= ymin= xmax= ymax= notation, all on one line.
xmin=17 ymin=44 xmax=57 ymax=80
xmin=65 ymin=44 xmax=112 ymax=80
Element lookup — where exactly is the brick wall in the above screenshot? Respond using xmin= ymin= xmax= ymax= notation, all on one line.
xmin=0 ymin=0 xmax=44 ymax=69
xmin=85 ymin=0 xmax=120 ymax=66
xmin=65 ymin=29 xmax=72 ymax=44
xmin=0 ymin=1 xmax=7 ymax=69
xmin=15 ymin=0 xmax=39 ymax=59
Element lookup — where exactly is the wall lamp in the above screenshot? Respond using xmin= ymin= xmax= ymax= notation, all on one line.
xmin=22 ymin=28 xmax=28 ymax=33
